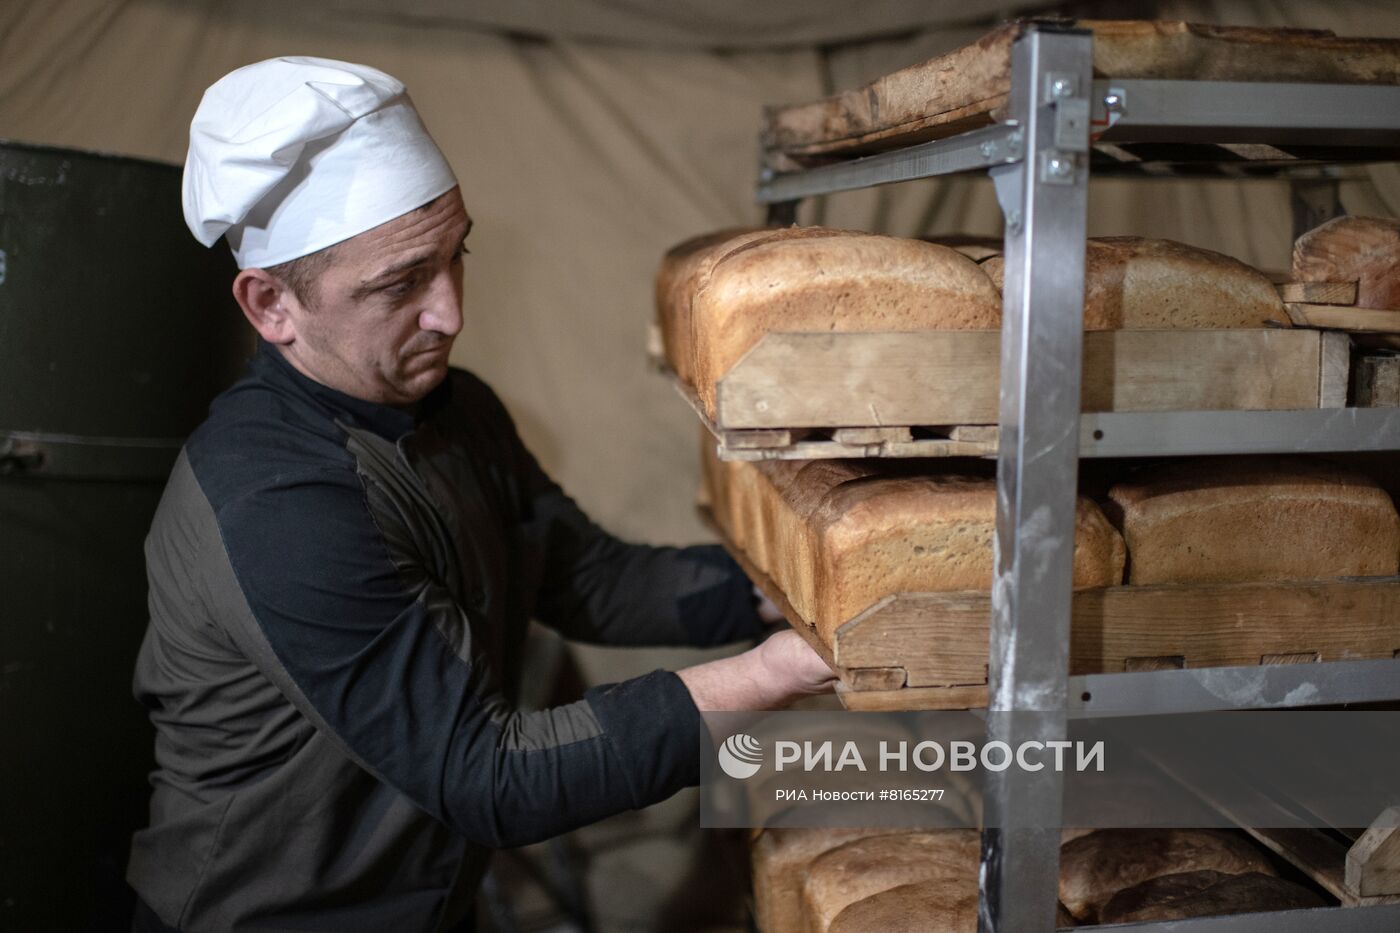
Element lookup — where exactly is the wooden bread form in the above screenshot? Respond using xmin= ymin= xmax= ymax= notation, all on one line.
xmin=1292 ymin=216 xmax=1400 ymax=311
xmin=1106 ymin=457 xmax=1400 ymax=586
xmin=1059 ymin=830 xmax=1276 ymax=923
xmin=762 ymin=20 xmax=1400 ymax=165
xmin=1100 ymin=870 xmax=1324 ymax=923
xmin=982 ymin=237 xmax=1288 ymax=329
xmin=689 ymin=232 xmax=1002 ymax=417
xmin=802 ymin=831 xmax=980 ymax=933
xmin=702 ymin=444 xmax=1126 ymax=647
xmin=660 ymin=230 xmax=1291 ymax=423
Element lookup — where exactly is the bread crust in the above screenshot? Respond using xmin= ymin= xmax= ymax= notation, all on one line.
xmin=699 ymin=446 xmax=1127 ymax=648
xmin=1059 ymin=830 xmax=1275 ymax=922
xmin=1100 ymin=870 xmax=1323 ymax=923
xmin=1292 ymin=215 xmax=1400 ymax=310
xmin=982 ymin=237 xmax=1287 ymax=330
xmin=690 ymin=233 xmax=1001 ymax=416
xmin=803 ymin=831 xmax=980 ymax=933
xmin=1106 ymin=457 xmax=1400 ymax=585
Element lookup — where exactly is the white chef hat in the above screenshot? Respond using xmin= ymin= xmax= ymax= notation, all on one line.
xmin=183 ymin=56 xmax=458 ymax=269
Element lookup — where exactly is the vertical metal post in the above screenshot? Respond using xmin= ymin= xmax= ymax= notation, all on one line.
xmin=980 ymin=25 xmax=1092 ymax=933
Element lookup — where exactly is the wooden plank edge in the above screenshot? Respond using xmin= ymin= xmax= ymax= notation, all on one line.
xmin=1345 ymin=805 xmax=1400 ymax=899
xmin=1278 ymin=281 xmax=1359 ymax=305
xmin=831 ymin=577 xmax=1400 ymax=688
xmin=1320 ymin=331 xmax=1352 ymax=408
xmin=836 ymin=683 xmax=988 ymax=711
xmin=1287 ymin=304 xmax=1400 ymax=334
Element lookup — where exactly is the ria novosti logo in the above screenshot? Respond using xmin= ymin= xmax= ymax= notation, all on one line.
xmin=718 ymin=733 xmax=764 ymax=779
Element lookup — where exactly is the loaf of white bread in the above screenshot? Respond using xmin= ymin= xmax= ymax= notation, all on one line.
xmin=657 ymin=229 xmax=1289 ymax=419
xmin=701 ymin=445 xmax=1126 ymax=646
xmin=657 ymin=226 xmax=1003 ymax=417
xmin=1106 ymin=457 xmax=1400 ymax=585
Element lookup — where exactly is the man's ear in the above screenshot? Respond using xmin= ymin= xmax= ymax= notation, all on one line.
xmin=232 ymin=268 xmax=300 ymax=345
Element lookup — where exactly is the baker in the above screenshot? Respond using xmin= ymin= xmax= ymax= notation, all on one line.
xmin=128 ymin=57 xmax=836 ymax=933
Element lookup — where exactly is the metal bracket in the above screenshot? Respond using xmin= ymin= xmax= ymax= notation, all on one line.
xmin=990 ymin=163 xmax=1023 ymax=234
xmin=1039 ymin=95 xmax=1091 ymax=184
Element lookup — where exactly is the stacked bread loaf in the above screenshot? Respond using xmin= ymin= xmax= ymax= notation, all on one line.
xmin=656 ymin=228 xmax=1290 ymax=418
xmin=751 ymin=826 xmax=1317 ymax=931
xmin=1060 ymin=830 xmax=1322 ymax=924
xmin=701 ymin=444 xmax=1128 ymax=647
xmin=703 ymin=444 xmax=1399 ymax=643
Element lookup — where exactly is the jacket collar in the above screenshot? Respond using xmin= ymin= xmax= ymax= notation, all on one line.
xmin=251 ymin=339 xmax=441 ymax=441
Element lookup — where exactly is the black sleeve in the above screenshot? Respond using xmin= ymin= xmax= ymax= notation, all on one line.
xmin=518 ymin=439 xmax=764 ymax=648
xmin=212 ymin=468 xmax=705 ymax=850
xmin=526 ymin=448 xmax=761 ymax=644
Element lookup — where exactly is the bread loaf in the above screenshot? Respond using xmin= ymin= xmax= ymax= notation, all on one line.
xmin=657 ymin=226 xmax=853 ymax=384
xmin=701 ymin=446 xmax=1126 ymax=646
xmin=657 ymin=228 xmax=763 ymax=382
xmin=1059 ymin=830 xmax=1276 ymax=922
xmin=1292 ymin=216 xmax=1400 ymax=310
xmin=982 ymin=237 xmax=1287 ymax=329
xmin=803 ymin=831 xmax=980 ymax=933
xmin=827 ymin=880 xmax=977 ymax=933
xmin=751 ymin=828 xmax=893 ymax=933
xmin=1106 ymin=457 xmax=1400 ymax=585
xmin=1100 ymin=870 xmax=1323 ymax=923
xmin=688 ymin=232 xmax=1002 ymax=416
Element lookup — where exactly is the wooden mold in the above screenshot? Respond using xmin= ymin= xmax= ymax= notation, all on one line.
xmin=653 ymin=325 xmax=1347 ymax=460
xmin=707 ymin=508 xmax=1400 ymax=712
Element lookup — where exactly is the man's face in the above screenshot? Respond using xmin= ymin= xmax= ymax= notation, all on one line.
xmin=276 ymin=187 xmax=472 ymax=406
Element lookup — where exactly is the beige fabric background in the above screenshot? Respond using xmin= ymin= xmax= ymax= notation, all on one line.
xmin=5 ymin=0 xmax=1399 ymax=553
xmin=3 ymin=1 xmax=1398 ymax=927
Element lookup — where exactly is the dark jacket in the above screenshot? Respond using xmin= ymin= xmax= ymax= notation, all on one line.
xmin=128 ymin=340 xmax=760 ymax=931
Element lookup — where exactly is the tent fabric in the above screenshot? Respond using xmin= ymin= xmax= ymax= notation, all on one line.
xmin=4 ymin=1 xmax=1399 ymax=927
xmin=301 ymin=0 xmax=1034 ymax=49
xmin=4 ymin=0 xmax=1398 ymax=555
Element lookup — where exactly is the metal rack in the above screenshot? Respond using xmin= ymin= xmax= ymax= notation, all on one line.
xmin=754 ymin=23 xmax=1400 ymax=933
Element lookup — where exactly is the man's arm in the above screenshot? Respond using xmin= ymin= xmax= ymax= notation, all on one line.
xmin=509 ymin=430 xmax=765 ymax=650
xmin=209 ymin=469 xmax=827 ymax=851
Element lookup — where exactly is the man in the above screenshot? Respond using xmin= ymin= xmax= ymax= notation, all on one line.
xmin=129 ymin=57 xmax=835 ymax=932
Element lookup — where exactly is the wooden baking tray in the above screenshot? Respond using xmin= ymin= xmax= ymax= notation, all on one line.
xmin=705 ymin=508 xmax=1400 ymax=712
xmin=654 ymin=326 xmax=1350 ymax=461
xmin=762 ymin=20 xmax=1400 ymax=170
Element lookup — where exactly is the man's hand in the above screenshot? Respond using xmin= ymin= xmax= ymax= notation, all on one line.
xmin=677 ymin=629 xmax=838 ymax=711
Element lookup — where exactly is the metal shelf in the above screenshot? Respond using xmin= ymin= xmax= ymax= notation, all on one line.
xmin=750 ymin=22 xmax=1400 ymax=933
xmin=757 ymin=81 xmax=1400 ymax=205
xmin=1096 ymin=79 xmax=1400 ymax=147
xmin=1093 ymin=904 xmax=1400 ymax=931
xmin=1069 ymin=657 xmax=1400 ymax=717
xmin=1079 ymin=408 xmax=1400 ymax=457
